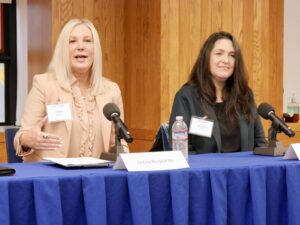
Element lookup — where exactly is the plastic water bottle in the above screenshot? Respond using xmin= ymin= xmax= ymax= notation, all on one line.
xmin=172 ymin=116 xmax=188 ymax=161
xmin=287 ymin=94 xmax=300 ymax=121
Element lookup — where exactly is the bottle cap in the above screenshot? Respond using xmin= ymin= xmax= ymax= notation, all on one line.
xmin=176 ymin=116 xmax=183 ymax=120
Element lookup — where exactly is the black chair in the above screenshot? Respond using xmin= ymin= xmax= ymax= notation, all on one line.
xmin=5 ymin=127 xmax=23 ymax=163
xmin=150 ymin=122 xmax=171 ymax=151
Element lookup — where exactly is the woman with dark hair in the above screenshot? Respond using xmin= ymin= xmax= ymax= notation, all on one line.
xmin=169 ymin=31 xmax=267 ymax=154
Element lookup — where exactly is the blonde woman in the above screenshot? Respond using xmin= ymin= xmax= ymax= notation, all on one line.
xmin=14 ymin=19 xmax=128 ymax=162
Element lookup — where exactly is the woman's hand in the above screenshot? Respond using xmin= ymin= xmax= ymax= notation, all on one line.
xmin=20 ymin=116 xmax=63 ymax=151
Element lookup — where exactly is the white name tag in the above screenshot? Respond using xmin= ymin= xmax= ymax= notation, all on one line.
xmin=46 ymin=103 xmax=72 ymax=123
xmin=113 ymin=151 xmax=189 ymax=171
xmin=189 ymin=116 xmax=214 ymax=138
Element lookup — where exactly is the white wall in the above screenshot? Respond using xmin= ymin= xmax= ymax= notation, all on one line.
xmin=284 ymin=0 xmax=300 ymax=112
xmin=16 ymin=0 xmax=28 ymax=125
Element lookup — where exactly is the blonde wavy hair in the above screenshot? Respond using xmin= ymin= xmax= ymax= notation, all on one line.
xmin=47 ymin=18 xmax=104 ymax=94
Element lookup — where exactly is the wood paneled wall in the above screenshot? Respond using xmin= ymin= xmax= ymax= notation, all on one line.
xmin=27 ymin=0 xmax=52 ymax=87
xmin=124 ymin=0 xmax=161 ymax=150
xmin=0 ymin=132 xmax=7 ymax=163
xmin=27 ymin=0 xmax=284 ymax=152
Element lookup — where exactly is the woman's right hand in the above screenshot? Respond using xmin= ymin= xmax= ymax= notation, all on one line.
xmin=20 ymin=116 xmax=63 ymax=151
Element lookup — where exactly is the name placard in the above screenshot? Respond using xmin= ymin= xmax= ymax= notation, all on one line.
xmin=283 ymin=143 xmax=300 ymax=160
xmin=113 ymin=151 xmax=189 ymax=171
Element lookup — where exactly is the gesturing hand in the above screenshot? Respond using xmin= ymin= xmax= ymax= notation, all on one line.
xmin=20 ymin=116 xmax=63 ymax=151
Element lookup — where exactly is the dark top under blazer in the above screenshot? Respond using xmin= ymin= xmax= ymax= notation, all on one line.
xmin=169 ymin=84 xmax=267 ymax=154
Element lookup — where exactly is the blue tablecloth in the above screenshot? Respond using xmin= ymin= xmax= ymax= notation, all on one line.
xmin=1 ymin=152 xmax=300 ymax=225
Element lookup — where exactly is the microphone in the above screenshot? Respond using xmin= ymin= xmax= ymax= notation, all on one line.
xmin=258 ymin=102 xmax=295 ymax=137
xmin=103 ymin=103 xmax=133 ymax=143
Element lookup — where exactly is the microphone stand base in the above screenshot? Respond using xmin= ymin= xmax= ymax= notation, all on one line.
xmin=100 ymin=152 xmax=117 ymax=162
xmin=254 ymin=141 xmax=286 ymax=156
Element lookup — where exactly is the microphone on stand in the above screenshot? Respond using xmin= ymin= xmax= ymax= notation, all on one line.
xmin=103 ymin=103 xmax=133 ymax=143
xmin=254 ymin=102 xmax=295 ymax=156
xmin=257 ymin=103 xmax=295 ymax=137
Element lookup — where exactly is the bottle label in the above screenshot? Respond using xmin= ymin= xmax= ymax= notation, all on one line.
xmin=173 ymin=131 xmax=188 ymax=140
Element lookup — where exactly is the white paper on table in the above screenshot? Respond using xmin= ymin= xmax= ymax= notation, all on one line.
xmin=43 ymin=157 xmax=112 ymax=167
xmin=283 ymin=143 xmax=300 ymax=160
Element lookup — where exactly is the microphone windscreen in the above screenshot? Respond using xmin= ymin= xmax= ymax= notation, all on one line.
xmin=103 ymin=103 xmax=121 ymax=121
xmin=257 ymin=102 xmax=275 ymax=119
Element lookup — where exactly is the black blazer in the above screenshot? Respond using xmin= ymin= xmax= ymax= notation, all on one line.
xmin=169 ymin=84 xmax=267 ymax=154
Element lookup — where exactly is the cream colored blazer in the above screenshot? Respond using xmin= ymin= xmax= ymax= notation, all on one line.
xmin=14 ymin=73 xmax=128 ymax=162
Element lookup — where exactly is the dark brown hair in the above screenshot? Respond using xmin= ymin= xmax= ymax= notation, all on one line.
xmin=188 ymin=31 xmax=254 ymax=122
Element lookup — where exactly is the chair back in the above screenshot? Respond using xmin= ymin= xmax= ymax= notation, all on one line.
xmin=5 ymin=127 xmax=23 ymax=163
xmin=150 ymin=123 xmax=171 ymax=151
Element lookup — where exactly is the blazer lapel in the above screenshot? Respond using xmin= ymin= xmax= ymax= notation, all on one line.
xmin=206 ymin=104 xmax=222 ymax=152
xmin=96 ymin=95 xmax=112 ymax=152
xmin=239 ymin=117 xmax=249 ymax=151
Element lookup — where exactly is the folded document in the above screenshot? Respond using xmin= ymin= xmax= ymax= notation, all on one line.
xmin=43 ymin=157 xmax=112 ymax=167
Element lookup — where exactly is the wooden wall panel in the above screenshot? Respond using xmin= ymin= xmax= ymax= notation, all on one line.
xmin=241 ymin=0 xmax=254 ymax=87
xmin=124 ymin=0 xmax=161 ymax=151
xmin=0 ymin=132 xmax=7 ymax=163
xmin=161 ymin=0 xmax=179 ymax=122
xmin=269 ymin=0 xmax=284 ymax=114
xmin=27 ymin=0 xmax=52 ymax=89
xmin=178 ymin=0 xmax=202 ymax=96
xmin=278 ymin=123 xmax=300 ymax=147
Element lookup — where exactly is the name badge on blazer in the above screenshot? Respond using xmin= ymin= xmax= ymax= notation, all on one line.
xmin=46 ymin=103 xmax=72 ymax=123
xmin=189 ymin=115 xmax=213 ymax=138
